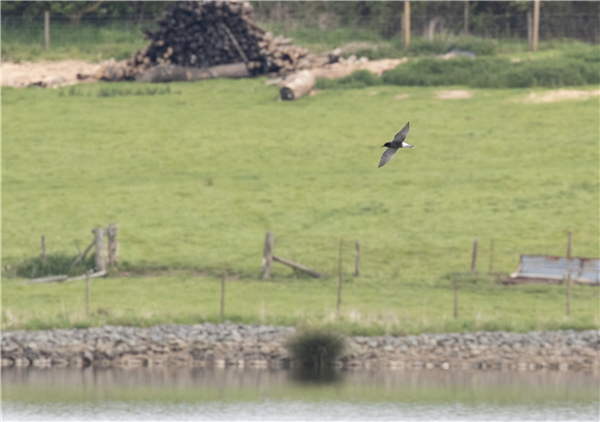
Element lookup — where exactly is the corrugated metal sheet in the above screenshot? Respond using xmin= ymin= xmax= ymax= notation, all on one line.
xmin=510 ymin=255 xmax=600 ymax=284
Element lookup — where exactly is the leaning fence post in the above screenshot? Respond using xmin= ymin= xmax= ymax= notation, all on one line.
xmin=93 ymin=227 xmax=106 ymax=272
xmin=41 ymin=235 xmax=47 ymax=264
xmin=354 ymin=239 xmax=360 ymax=277
xmin=453 ymin=273 xmax=458 ymax=319
xmin=85 ymin=270 xmax=91 ymax=317
xmin=337 ymin=239 xmax=343 ymax=316
xmin=261 ymin=232 xmax=274 ymax=279
xmin=471 ymin=238 xmax=478 ymax=273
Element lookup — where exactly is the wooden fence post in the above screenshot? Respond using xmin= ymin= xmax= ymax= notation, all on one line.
xmin=44 ymin=11 xmax=50 ymax=51
xmin=532 ymin=0 xmax=540 ymax=52
xmin=85 ymin=270 xmax=91 ymax=317
xmin=566 ymin=272 xmax=572 ymax=317
xmin=463 ymin=1 xmax=469 ymax=35
xmin=403 ymin=1 xmax=411 ymax=49
xmin=337 ymin=239 xmax=343 ymax=316
xmin=93 ymin=227 xmax=106 ymax=273
xmin=107 ymin=223 xmax=119 ymax=266
xmin=488 ymin=239 xmax=494 ymax=273
xmin=221 ymin=269 xmax=226 ymax=319
xmin=261 ymin=232 xmax=274 ymax=279
xmin=471 ymin=238 xmax=478 ymax=273
xmin=567 ymin=229 xmax=572 ymax=259
xmin=453 ymin=273 xmax=458 ymax=319
xmin=354 ymin=239 xmax=360 ymax=277
xmin=41 ymin=235 xmax=47 ymax=264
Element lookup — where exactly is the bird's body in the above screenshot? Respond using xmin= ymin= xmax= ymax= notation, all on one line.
xmin=378 ymin=122 xmax=414 ymax=168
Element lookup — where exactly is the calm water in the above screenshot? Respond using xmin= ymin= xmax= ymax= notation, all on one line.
xmin=2 ymin=367 xmax=598 ymax=421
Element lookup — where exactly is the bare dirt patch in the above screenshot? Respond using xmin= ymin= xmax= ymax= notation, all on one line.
xmin=521 ymin=89 xmax=600 ymax=104
xmin=395 ymin=94 xmax=410 ymax=100
xmin=1 ymin=60 xmax=104 ymax=88
xmin=435 ymin=90 xmax=472 ymax=100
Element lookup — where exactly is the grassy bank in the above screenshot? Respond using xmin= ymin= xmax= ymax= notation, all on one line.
xmin=2 ymin=80 xmax=598 ymax=332
xmin=2 ymin=274 xmax=597 ymax=335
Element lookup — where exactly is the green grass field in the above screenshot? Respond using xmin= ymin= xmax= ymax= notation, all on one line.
xmin=2 ymin=80 xmax=598 ymax=333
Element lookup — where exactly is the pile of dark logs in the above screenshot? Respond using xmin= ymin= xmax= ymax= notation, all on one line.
xmin=99 ymin=0 xmax=337 ymax=83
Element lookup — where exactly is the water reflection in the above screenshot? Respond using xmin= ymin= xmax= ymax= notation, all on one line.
xmin=3 ymin=367 xmax=599 ymax=421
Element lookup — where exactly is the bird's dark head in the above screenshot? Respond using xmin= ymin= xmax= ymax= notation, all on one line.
xmin=381 ymin=142 xmax=391 ymax=148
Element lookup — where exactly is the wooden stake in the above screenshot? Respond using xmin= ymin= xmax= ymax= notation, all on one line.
xmin=41 ymin=235 xmax=47 ymax=264
xmin=354 ymin=239 xmax=360 ymax=277
xmin=566 ymin=272 xmax=572 ymax=317
xmin=337 ymin=239 xmax=343 ymax=316
xmin=532 ymin=0 xmax=540 ymax=52
xmin=471 ymin=238 xmax=478 ymax=273
xmin=72 ymin=239 xmax=94 ymax=267
xmin=221 ymin=269 xmax=226 ymax=319
xmin=453 ymin=274 xmax=458 ymax=319
xmin=261 ymin=232 xmax=274 ymax=279
xmin=403 ymin=1 xmax=411 ymax=49
xmin=567 ymin=229 xmax=572 ymax=259
xmin=85 ymin=270 xmax=91 ymax=316
xmin=463 ymin=1 xmax=469 ymax=35
xmin=527 ymin=11 xmax=533 ymax=51
xmin=93 ymin=227 xmax=106 ymax=273
xmin=44 ymin=11 xmax=50 ymax=51
xmin=488 ymin=239 xmax=494 ymax=274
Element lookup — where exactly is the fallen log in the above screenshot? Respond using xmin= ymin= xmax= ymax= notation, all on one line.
xmin=272 ymin=255 xmax=325 ymax=278
xmin=280 ymin=70 xmax=315 ymax=101
xmin=135 ymin=63 xmax=251 ymax=83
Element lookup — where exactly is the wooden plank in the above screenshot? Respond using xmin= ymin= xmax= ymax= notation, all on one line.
xmin=28 ymin=274 xmax=68 ymax=284
xmin=65 ymin=270 xmax=106 ymax=282
xmin=261 ymin=232 xmax=274 ymax=279
xmin=72 ymin=239 xmax=94 ymax=267
xmin=272 ymin=255 xmax=325 ymax=278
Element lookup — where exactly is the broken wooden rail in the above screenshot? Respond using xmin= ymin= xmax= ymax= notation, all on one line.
xmin=260 ymin=231 xmax=325 ymax=278
xmin=28 ymin=270 xmax=107 ymax=284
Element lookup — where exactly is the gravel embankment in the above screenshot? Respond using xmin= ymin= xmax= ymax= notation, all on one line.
xmin=2 ymin=323 xmax=598 ymax=371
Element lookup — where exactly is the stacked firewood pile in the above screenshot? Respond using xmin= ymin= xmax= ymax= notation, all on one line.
xmin=124 ymin=0 xmax=325 ymax=78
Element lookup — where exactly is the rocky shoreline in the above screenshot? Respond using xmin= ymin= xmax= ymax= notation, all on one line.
xmin=2 ymin=324 xmax=598 ymax=372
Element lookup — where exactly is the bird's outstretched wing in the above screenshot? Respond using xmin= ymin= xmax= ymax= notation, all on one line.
xmin=378 ymin=147 xmax=398 ymax=168
xmin=392 ymin=122 xmax=410 ymax=143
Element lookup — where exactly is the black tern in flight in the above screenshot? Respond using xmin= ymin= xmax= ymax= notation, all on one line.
xmin=378 ymin=122 xmax=414 ymax=168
